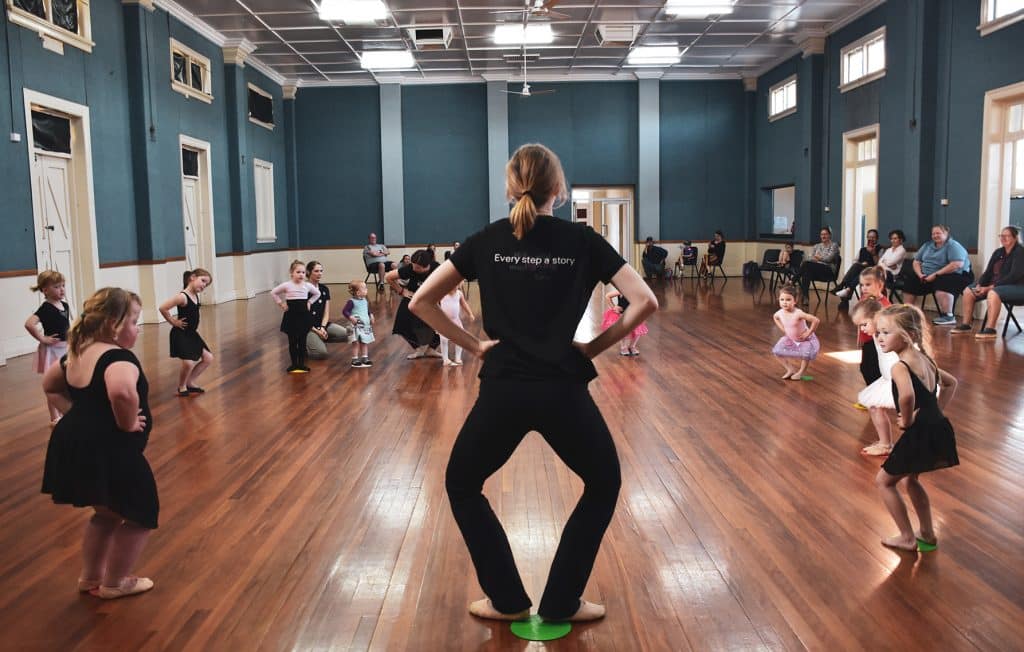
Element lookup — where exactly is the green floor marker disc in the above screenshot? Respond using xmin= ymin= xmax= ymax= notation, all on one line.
xmin=510 ymin=615 xmax=572 ymax=641
xmin=916 ymin=538 xmax=938 ymax=552
xmin=801 ymin=375 xmax=814 ymax=381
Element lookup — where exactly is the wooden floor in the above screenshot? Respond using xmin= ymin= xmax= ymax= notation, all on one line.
xmin=1 ymin=279 xmax=1022 ymax=651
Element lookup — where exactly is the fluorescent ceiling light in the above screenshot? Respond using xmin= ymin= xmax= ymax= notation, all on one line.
xmin=664 ymin=1 xmax=735 ymax=18
xmin=626 ymin=46 xmax=682 ymax=66
xmin=494 ymin=23 xmax=554 ymax=45
xmin=319 ymin=0 xmax=388 ymax=23
xmin=360 ymin=50 xmax=415 ymax=70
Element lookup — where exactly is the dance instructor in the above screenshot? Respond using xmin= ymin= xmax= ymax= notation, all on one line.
xmin=411 ymin=143 xmax=657 ymax=623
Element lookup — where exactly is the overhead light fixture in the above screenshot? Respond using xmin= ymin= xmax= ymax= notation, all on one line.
xmin=319 ymin=0 xmax=388 ymax=24
xmin=664 ymin=1 xmax=735 ymax=19
xmin=494 ymin=23 xmax=554 ymax=45
xmin=626 ymin=45 xmax=682 ymax=66
xmin=360 ymin=50 xmax=415 ymax=70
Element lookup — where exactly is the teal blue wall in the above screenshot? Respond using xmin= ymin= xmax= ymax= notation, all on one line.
xmin=402 ymin=84 xmax=488 ymax=244
xmin=508 ymin=81 xmax=638 ymax=222
xmin=660 ymin=80 xmax=748 ymax=241
xmin=755 ymin=56 xmax=803 ymax=239
xmin=294 ymin=86 xmax=381 ymax=247
xmin=244 ymin=65 xmax=289 ymax=252
xmin=1011 ymin=198 xmax=1024 ymax=225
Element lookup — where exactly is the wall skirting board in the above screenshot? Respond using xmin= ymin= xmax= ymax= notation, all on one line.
xmin=0 ymin=243 xmax=985 ymax=365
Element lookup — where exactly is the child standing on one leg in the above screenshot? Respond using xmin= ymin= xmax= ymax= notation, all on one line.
xmin=271 ymin=261 xmax=320 ymax=373
xmin=24 ymin=271 xmax=71 ymax=426
xmin=439 ymin=286 xmax=475 ymax=366
xmin=602 ymin=286 xmax=649 ymax=356
xmin=41 ymin=288 xmax=158 ymax=598
xmin=851 ymin=299 xmax=899 ymax=456
xmin=342 ymin=280 xmax=375 ymax=367
xmin=158 ymin=269 xmax=214 ymax=397
xmin=874 ymin=304 xmax=958 ymax=552
xmin=771 ymin=284 xmax=821 ymax=380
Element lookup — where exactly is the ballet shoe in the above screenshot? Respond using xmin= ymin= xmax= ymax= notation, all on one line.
xmin=542 ymin=600 xmax=607 ymax=622
xmin=468 ymin=598 xmax=530 ymax=621
xmin=77 ymin=578 xmax=101 ymax=592
xmin=93 ymin=576 xmax=154 ymax=599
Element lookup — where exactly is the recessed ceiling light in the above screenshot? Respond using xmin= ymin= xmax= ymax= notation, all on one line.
xmin=664 ymin=1 xmax=735 ymax=19
xmin=494 ymin=23 xmax=554 ymax=45
xmin=626 ymin=45 xmax=682 ymax=66
xmin=319 ymin=0 xmax=388 ymax=24
xmin=360 ymin=50 xmax=415 ymax=70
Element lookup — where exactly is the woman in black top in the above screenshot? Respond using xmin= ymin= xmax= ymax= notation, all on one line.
xmin=701 ymin=231 xmax=726 ymax=277
xmin=386 ymin=250 xmax=441 ymax=359
xmin=411 ymin=144 xmax=657 ymax=623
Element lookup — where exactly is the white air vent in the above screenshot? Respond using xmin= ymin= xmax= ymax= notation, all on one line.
xmin=596 ymin=24 xmax=639 ymax=47
xmin=503 ymin=53 xmax=541 ymax=64
xmin=407 ymin=27 xmax=453 ymax=51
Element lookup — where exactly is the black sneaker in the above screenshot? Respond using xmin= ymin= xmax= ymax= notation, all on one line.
xmin=975 ymin=327 xmax=997 ymax=340
xmin=351 ymin=358 xmax=363 ymax=367
xmin=361 ymin=357 xmax=373 ymax=367
xmin=951 ymin=323 xmax=972 ymax=334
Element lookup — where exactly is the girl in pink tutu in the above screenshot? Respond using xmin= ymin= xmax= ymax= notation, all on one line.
xmin=772 ymin=284 xmax=820 ymax=380
xmin=603 ymin=286 xmax=648 ymax=356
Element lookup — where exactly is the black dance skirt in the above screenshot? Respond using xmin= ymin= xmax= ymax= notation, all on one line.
xmin=882 ymin=414 xmax=959 ymax=476
xmin=169 ymin=328 xmax=210 ymax=361
xmin=392 ymin=298 xmax=439 ymax=350
xmin=280 ymin=299 xmax=312 ymax=338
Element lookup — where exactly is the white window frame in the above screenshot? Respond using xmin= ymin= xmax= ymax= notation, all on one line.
xmin=5 ymin=0 xmax=93 ymax=53
xmin=768 ymin=74 xmax=797 ymax=122
xmin=1010 ymin=102 xmax=1024 ymax=196
xmin=978 ymin=0 xmax=1024 ymax=36
xmin=254 ymin=158 xmax=276 ymax=244
xmin=170 ymin=38 xmax=213 ymax=104
xmin=839 ymin=27 xmax=886 ymax=93
xmin=247 ymin=83 xmax=275 ymax=131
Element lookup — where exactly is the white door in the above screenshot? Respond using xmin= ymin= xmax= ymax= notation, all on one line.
xmin=594 ymin=198 xmax=632 ymax=262
xmin=842 ymin=130 xmax=879 ymax=268
xmin=182 ymin=177 xmax=199 ymax=270
xmin=34 ymin=152 xmax=77 ymax=310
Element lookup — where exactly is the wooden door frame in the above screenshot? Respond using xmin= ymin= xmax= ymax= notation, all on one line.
xmin=978 ymin=80 xmax=1024 ymax=266
xmin=841 ymin=123 xmax=879 ymax=271
xmin=178 ymin=134 xmax=216 ymax=275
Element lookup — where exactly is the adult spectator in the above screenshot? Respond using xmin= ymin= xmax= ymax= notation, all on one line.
xmin=835 ymin=229 xmax=882 ymax=301
xmin=305 ymin=261 xmax=352 ymax=360
xmin=878 ymin=229 xmax=908 ymax=285
xmin=362 ymin=233 xmax=395 ymax=288
xmin=641 ymin=237 xmax=668 ymax=280
xmin=704 ymin=231 xmax=726 ymax=272
xmin=900 ymin=225 xmax=974 ymax=325
xmin=798 ymin=227 xmax=839 ymax=302
xmin=952 ymin=226 xmax=1024 ymax=339
xmin=386 ymin=249 xmax=441 ymax=359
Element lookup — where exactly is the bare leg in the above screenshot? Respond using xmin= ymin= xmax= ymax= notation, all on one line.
xmin=178 ymin=360 xmax=196 ymax=392
xmin=869 ymin=407 xmax=893 ymax=446
xmin=790 ymin=360 xmax=808 ymax=380
xmin=985 ymin=290 xmax=1003 ymax=330
xmin=187 ymin=350 xmax=213 ymax=387
xmin=876 ymin=470 xmax=917 ymax=550
xmin=775 ymin=355 xmax=794 ymax=379
xmin=620 ymin=338 xmax=630 ymax=354
xmin=628 ymin=335 xmax=640 ymax=355
xmin=101 ymin=520 xmax=151 ymax=588
xmin=959 ymin=287 xmax=977 ymax=325
xmin=80 ymin=508 xmax=120 ymax=588
xmin=903 ymin=474 xmax=935 ymax=543
xmin=935 ymin=290 xmax=953 ymax=315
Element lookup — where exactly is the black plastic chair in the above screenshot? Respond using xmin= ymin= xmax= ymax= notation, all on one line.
xmin=806 ymin=254 xmax=842 ymax=304
xmin=983 ymin=298 xmax=1022 ymax=337
xmin=757 ymin=249 xmax=781 ymax=288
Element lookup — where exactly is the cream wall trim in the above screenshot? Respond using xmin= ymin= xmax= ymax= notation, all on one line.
xmin=6 ymin=0 xmax=94 ymax=53
xmin=122 ymin=0 xmax=154 ymax=10
xmin=154 ymin=0 xmax=225 ymax=46
xmin=247 ymin=56 xmax=287 ymax=87
xmin=222 ymin=37 xmax=256 ymax=67
xmin=24 ymin=88 xmax=100 ymax=318
xmin=282 ymin=84 xmax=298 ymax=100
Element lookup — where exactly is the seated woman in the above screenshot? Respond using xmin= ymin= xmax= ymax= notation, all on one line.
xmin=675 ymin=241 xmax=699 ymax=277
xmin=797 ymin=227 xmax=839 ymax=302
xmin=952 ymin=225 xmax=1024 ymax=339
xmin=305 ymin=261 xmax=353 ymax=359
xmin=878 ymin=229 xmax=907 ymax=289
xmin=835 ymin=229 xmax=882 ymax=301
xmin=700 ymin=231 xmax=726 ymax=278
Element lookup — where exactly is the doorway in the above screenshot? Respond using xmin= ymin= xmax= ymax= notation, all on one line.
xmin=978 ymin=81 xmax=1024 ymax=265
xmin=179 ymin=135 xmax=216 ymax=275
xmin=842 ymin=125 xmax=879 ymax=270
xmin=570 ymin=186 xmax=635 ymax=265
xmin=24 ymin=89 xmax=98 ymax=314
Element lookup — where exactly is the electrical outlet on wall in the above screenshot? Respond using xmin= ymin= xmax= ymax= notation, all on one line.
xmin=940 ymin=198 xmax=950 ymax=206
xmin=9 ymin=133 xmax=21 ymax=142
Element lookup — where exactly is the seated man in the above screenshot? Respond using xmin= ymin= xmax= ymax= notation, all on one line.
xmin=363 ymin=232 xmax=395 ymax=288
xmin=641 ymin=237 xmax=668 ymax=280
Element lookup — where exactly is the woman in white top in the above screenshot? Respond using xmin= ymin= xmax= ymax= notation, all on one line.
xmin=879 ymin=229 xmax=907 ymax=281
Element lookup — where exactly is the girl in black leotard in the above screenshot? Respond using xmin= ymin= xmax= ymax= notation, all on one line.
xmin=159 ymin=269 xmax=214 ymax=396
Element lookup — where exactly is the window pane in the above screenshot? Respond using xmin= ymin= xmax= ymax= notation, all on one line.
xmin=785 ymin=82 xmax=796 ymax=109
xmin=173 ymin=53 xmax=187 ymax=84
xmin=866 ymin=39 xmax=885 ymax=73
xmin=32 ymin=111 xmax=72 ymax=154
xmin=995 ymin=0 xmax=1024 ymax=20
xmin=846 ymin=48 xmax=864 ymax=82
xmin=182 ymin=148 xmax=199 ymax=177
xmin=248 ymin=88 xmax=274 ymax=125
xmin=1009 ymin=103 xmax=1023 ymax=133
xmin=50 ymin=0 xmax=79 ymax=34
xmin=13 ymin=0 xmax=45 ymax=19
xmin=190 ymin=62 xmax=204 ymax=91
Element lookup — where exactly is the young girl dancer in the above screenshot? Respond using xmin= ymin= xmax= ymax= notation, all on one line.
xmin=439 ymin=285 xmax=475 ymax=365
xmin=852 ymin=299 xmax=900 ymax=456
xmin=602 ymin=286 xmax=648 ymax=356
xmin=41 ymin=287 xmax=157 ymax=598
xmin=271 ymin=261 xmax=320 ymax=373
xmin=341 ymin=280 xmax=375 ymax=367
xmin=410 ymin=143 xmax=658 ymax=623
xmin=855 ymin=266 xmax=892 ymax=390
xmin=158 ymin=269 xmax=214 ymax=396
xmin=25 ymin=270 xmax=71 ymax=425
xmin=771 ymin=284 xmax=821 ymax=380
xmin=874 ymin=304 xmax=958 ymax=552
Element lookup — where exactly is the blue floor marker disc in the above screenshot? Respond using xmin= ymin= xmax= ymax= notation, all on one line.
xmin=510 ymin=615 xmax=572 ymax=641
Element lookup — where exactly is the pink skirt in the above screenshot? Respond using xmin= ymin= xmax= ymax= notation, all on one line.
xmin=771 ymin=334 xmax=819 ymax=360
xmin=601 ymin=308 xmax=649 ymax=338
xmin=35 ymin=341 xmax=67 ymax=374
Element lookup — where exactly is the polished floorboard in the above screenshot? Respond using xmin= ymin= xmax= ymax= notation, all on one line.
xmin=1 ymin=279 xmax=1022 ymax=651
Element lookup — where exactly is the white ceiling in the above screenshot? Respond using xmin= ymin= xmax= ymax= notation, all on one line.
xmin=168 ymin=0 xmax=883 ymax=86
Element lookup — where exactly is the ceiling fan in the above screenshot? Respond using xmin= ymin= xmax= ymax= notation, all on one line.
xmin=501 ymin=50 xmax=555 ymax=97
xmin=492 ymin=0 xmax=570 ymax=20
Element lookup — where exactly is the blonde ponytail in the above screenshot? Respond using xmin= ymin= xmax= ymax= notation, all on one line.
xmin=509 ymin=192 xmax=537 ymax=240
xmin=67 ymin=287 xmax=141 ymax=358
xmin=505 ymin=143 xmax=568 ymax=240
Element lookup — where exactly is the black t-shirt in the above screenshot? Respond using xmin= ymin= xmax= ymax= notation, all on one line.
xmin=449 ymin=215 xmax=626 ymax=382
xmin=398 ymin=261 xmax=439 ymax=294
xmin=309 ymin=283 xmax=330 ymax=325
xmin=35 ymin=300 xmax=71 ymax=341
